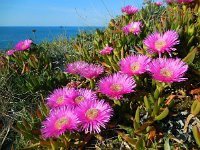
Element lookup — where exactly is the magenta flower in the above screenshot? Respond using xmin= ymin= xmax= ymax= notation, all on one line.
xmin=15 ymin=39 xmax=32 ymax=51
xmin=65 ymin=88 xmax=97 ymax=107
xmin=6 ymin=49 xmax=16 ymax=56
xmin=98 ymin=73 xmax=136 ymax=99
xmin=149 ymin=58 xmax=188 ymax=83
xmin=122 ymin=22 xmax=142 ymax=35
xmin=66 ymin=61 xmax=104 ymax=79
xmin=47 ymin=88 xmax=69 ymax=109
xmin=66 ymin=61 xmax=88 ymax=75
xmin=80 ymin=64 xmax=104 ymax=79
xmin=41 ymin=107 xmax=79 ymax=138
xmin=155 ymin=1 xmax=163 ymax=6
xmin=144 ymin=30 xmax=179 ymax=57
xmin=99 ymin=46 xmax=113 ymax=55
xmin=121 ymin=5 xmax=138 ymax=15
xmin=76 ymin=99 xmax=113 ymax=133
xmin=120 ymin=55 xmax=151 ymax=76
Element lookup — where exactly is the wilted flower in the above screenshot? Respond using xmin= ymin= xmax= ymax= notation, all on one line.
xmin=15 ymin=39 xmax=32 ymax=51
xmin=100 ymin=46 xmax=113 ymax=55
xmin=144 ymin=30 xmax=179 ymax=57
xmin=149 ymin=58 xmax=188 ymax=83
xmin=165 ymin=0 xmax=194 ymax=5
xmin=66 ymin=81 xmax=81 ymax=88
xmin=122 ymin=21 xmax=142 ymax=35
xmin=41 ymin=107 xmax=79 ymax=138
xmin=65 ymin=61 xmax=88 ymax=75
xmin=47 ymin=88 xmax=69 ymax=108
xmin=98 ymin=73 xmax=136 ymax=99
xmin=177 ymin=0 xmax=194 ymax=3
xmin=166 ymin=0 xmax=173 ymax=4
xmin=121 ymin=5 xmax=138 ymax=15
xmin=120 ymin=55 xmax=151 ymax=76
xmin=6 ymin=49 xmax=16 ymax=56
xmin=155 ymin=1 xmax=163 ymax=6
xmin=76 ymin=99 xmax=113 ymax=133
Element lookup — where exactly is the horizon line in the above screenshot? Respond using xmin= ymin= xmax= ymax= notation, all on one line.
xmin=0 ymin=25 xmax=106 ymax=27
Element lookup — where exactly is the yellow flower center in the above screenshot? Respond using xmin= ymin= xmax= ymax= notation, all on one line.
xmin=160 ymin=68 xmax=172 ymax=78
xmin=111 ymin=83 xmax=123 ymax=92
xmin=75 ymin=96 xmax=85 ymax=104
xmin=55 ymin=117 xmax=69 ymax=130
xmin=22 ymin=44 xmax=27 ymax=49
xmin=155 ymin=39 xmax=166 ymax=51
xmin=129 ymin=27 xmax=136 ymax=32
xmin=56 ymin=96 xmax=65 ymax=104
xmin=86 ymin=108 xmax=99 ymax=120
xmin=131 ymin=62 xmax=140 ymax=72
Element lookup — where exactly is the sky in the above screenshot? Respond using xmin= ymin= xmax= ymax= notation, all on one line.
xmin=0 ymin=0 xmax=143 ymax=26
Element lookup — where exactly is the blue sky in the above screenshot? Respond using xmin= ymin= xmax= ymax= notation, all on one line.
xmin=0 ymin=0 xmax=143 ymax=26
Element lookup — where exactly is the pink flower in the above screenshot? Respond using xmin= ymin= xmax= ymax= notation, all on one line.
xmin=149 ymin=58 xmax=188 ymax=83
xmin=120 ymin=55 xmax=151 ymax=76
xmin=76 ymin=99 xmax=113 ymax=133
xmin=65 ymin=88 xmax=98 ymax=107
xmin=121 ymin=5 xmax=138 ymax=15
xmin=66 ymin=61 xmax=104 ymax=79
xmin=65 ymin=61 xmax=88 ymax=75
xmin=6 ymin=49 xmax=16 ymax=56
xmin=46 ymin=88 xmax=69 ymax=109
xmin=98 ymin=73 xmax=136 ymax=99
xmin=144 ymin=30 xmax=179 ymax=57
xmin=122 ymin=22 xmax=142 ymax=35
xmin=41 ymin=106 xmax=79 ymax=138
xmin=100 ymin=46 xmax=113 ymax=55
xmin=15 ymin=39 xmax=32 ymax=51
xmin=80 ymin=63 xmax=104 ymax=79
xmin=155 ymin=1 xmax=163 ymax=6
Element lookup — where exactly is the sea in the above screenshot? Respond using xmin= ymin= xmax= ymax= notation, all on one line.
xmin=0 ymin=26 xmax=104 ymax=50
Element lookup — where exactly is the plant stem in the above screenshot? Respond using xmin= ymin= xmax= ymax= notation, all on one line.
xmin=89 ymin=79 xmax=95 ymax=89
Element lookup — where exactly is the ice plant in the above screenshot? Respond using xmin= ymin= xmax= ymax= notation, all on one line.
xmin=41 ymin=107 xmax=79 ymax=138
xmin=98 ymin=73 xmax=136 ymax=99
xmin=149 ymin=58 xmax=188 ymax=83
xmin=120 ymin=55 xmax=151 ymax=76
xmin=6 ymin=49 xmax=16 ymax=56
xmin=155 ymin=1 xmax=163 ymax=6
xmin=122 ymin=22 xmax=142 ymax=35
xmin=65 ymin=88 xmax=97 ymax=107
xmin=80 ymin=63 xmax=104 ymax=79
xmin=121 ymin=5 xmax=138 ymax=15
xmin=15 ymin=39 xmax=32 ymax=51
xmin=47 ymin=88 xmax=69 ymax=108
xmin=66 ymin=61 xmax=88 ymax=75
xmin=99 ymin=46 xmax=113 ymax=55
xmin=76 ymin=99 xmax=113 ymax=133
xmin=144 ymin=30 xmax=179 ymax=57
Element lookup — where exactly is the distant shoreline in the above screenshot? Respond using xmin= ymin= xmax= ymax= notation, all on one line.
xmin=0 ymin=26 xmax=105 ymax=50
xmin=0 ymin=26 xmax=105 ymax=28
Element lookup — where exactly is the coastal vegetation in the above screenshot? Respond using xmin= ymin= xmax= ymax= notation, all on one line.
xmin=0 ymin=0 xmax=200 ymax=149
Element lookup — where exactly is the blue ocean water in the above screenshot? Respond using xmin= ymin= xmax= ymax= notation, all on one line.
xmin=0 ymin=26 xmax=104 ymax=50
